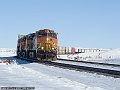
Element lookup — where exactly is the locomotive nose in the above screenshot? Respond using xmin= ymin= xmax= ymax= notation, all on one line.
xmin=45 ymin=37 xmax=50 ymax=51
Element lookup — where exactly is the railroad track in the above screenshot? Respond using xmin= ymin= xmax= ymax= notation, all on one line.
xmin=57 ymin=58 xmax=120 ymax=67
xmin=16 ymin=57 xmax=120 ymax=78
xmin=2 ymin=56 xmax=120 ymax=78
xmin=42 ymin=61 xmax=120 ymax=78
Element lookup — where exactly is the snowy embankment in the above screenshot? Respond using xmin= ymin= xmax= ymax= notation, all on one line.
xmin=0 ymin=48 xmax=120 ymax=90
xmin=56 ymin=49 xmax=120 ymax=71
xmin=0 ymin=48 xmax=16 ymax=57
xmin=58 ymin=48 xmax=120 ymax=65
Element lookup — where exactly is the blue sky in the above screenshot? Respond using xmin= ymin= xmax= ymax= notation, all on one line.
xmin=0 ymin=0 xmax=120 ymax=49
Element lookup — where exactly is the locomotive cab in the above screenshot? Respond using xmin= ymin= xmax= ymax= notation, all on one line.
xmin=36 ymin=29 xmax=58 ymax=60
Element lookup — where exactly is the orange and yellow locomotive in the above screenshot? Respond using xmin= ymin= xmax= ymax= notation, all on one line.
xmin=17 ymin=29 xmax=58 ymax=61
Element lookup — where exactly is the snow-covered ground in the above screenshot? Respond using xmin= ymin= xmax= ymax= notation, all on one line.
xmin=0 ymin=48 xmax=16 ymax=57
xmin=58 ymin=48 xmax=120 ymax=65
xmin=0 ymin=48 xmax=120 ymax=90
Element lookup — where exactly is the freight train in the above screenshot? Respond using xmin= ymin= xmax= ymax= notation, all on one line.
xmin=57 ymin=46 xmax=76 ymax=54
xmin=57 ymin=46 xmax=100 ymax=54
xmin=17 ymin=29 xmax=58 ymax=61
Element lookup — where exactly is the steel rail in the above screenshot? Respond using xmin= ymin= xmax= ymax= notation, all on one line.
xmin=57 ymin=58 xmax=120 ymax=67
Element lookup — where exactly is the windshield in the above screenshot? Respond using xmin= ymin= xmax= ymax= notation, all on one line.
xmin=48 ymin=33 xmax=57 ymax=39
xmin=27 ymin=33 xmax=35 ymax=40
xmin=22 ymin=37 xmax=26 ymax=41
xmin=38 ymin=32 xmax=47 ymax=37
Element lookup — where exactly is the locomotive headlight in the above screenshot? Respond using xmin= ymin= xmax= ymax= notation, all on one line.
xmin=47 ymin=38 xmax=49 ymax=41
xmin=52 ymin=48 xmax=54 ymax=50
xmin=41 ymin=47 xmax=44 ymax=50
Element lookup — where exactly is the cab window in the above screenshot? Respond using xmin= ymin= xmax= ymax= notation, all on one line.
xmin=38 ymin=32 xmax=47 ymax=37
xmin=48 ymin=33 xmax=57 ymax=39
xmin=27 ymin=33 xmax=35 ymax=40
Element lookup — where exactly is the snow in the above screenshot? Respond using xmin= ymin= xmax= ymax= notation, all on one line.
xmin=58 ymin=48 xmax=120 ymax=64
xmin=0 ymin=48 xmax=120 ymax=90
xmin=0 ymin=48 xmax=16 ymax=57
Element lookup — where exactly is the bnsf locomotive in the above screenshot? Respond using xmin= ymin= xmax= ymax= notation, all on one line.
xmin=17 ymin=29 xmax=58 ymax=61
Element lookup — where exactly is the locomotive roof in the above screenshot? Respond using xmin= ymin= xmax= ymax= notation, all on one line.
xmin=18 ymin=29 xmax=58 ymax=40
xmin=37 ymin=29 xmax=57 ymax=34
